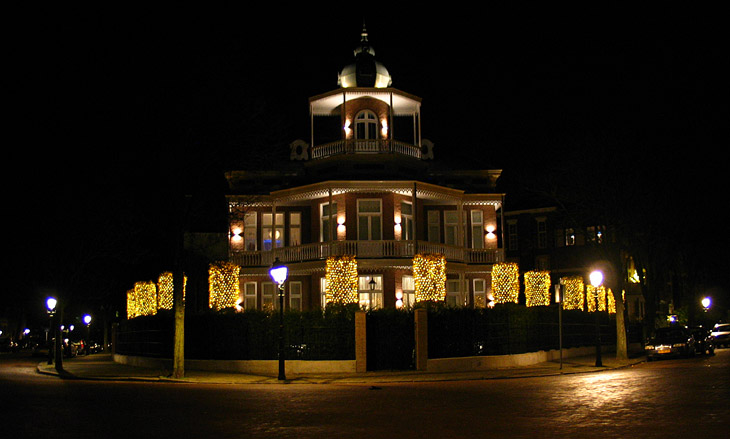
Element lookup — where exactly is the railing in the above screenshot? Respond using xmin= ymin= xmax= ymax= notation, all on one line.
xmin=230 ymin=240 xmax=500 ymax=267
xmin=311 ymin=139 xmax=422 ymax=159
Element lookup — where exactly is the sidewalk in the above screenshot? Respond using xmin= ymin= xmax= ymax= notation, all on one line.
xmin=37 ymin=353 xmax=645 ymax=384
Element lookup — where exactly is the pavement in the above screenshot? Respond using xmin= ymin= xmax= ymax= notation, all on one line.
xmin=36 ymin=352 xmax=646 ymax=385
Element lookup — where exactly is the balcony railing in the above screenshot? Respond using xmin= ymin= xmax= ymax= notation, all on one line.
xmin=230 ymin=240 xmax=502 ymax=267
xmin=311 ymin=139 xmax=422 ymax=160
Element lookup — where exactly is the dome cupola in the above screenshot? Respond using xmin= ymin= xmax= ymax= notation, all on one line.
xmin=338 ymin=25 xmax=392 ymax=88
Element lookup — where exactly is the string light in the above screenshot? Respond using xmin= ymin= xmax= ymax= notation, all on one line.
xmin=587 ymin=284 xmax=607 ymax=312
xmin=492 ymin=262 xmax=520 ymax=304
xmin=208 ymin=261 xmax=241 ymax=311
xmin=560 ymin=276 xmax=585 ymax=310
xmin=413 ymin=253 xmax=446 ymax=302
xmin=126 ymin=289 xmax=139 ymax=319
xmin=524 ymin=271 xmax=551 ymax=307
xmin=157 ymin=272 xmax=187 ymax=310
xmin=325 ymin=255 xmax=359 ymax=304
xmin=135 ymin=281 xmax=157 ymax=317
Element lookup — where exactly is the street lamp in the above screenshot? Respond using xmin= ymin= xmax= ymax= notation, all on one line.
xmin=46 ymin=297 xmax=57 ymax=365
xmin=589 ymin=270 xmax=604 ymax=367
xmin=701 ymin=297 xmax=711 ymax=312
xmin=269 ymin=258 xmax=288 ymax=381
xmin=83 ymin=314 xmax=92 ymax=355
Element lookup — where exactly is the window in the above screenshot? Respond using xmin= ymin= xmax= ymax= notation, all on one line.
xmin=508 ymin=221 xmax=518 ymax=251
xmin=244 ymin=213 xmax=257 ymax=251
xmin=262 ymin=282 xmax=276 ymax=311
xmin=357 ymin=199 xmax=382 ymax=240
xmin=427 ymin=210 xmax=440 ymax=243
xmin=587 ymin=225 xmax=605 ymax=244
xmin=565 ymin=228 xmax=576 ymax=246
xmin=355 ymin=110 xmax=378 ymax=140
xmin=444 ymin=211 xmax=459 ymax=246
xmin=289 ymin=281 xmax=302 ymax=311
xmin=289 ymin=212 xmax=301 ymax=246
xmin=358 ymin=275 xmax=383 ymax=309
xmin=535 ymin=255 xmax=550 ymax=271
xmin=262 ymin=213 xmax=284 ymax=251
xmin=401 ymin=275 xmax=415 ymax=308
xmin=473 ymin=278 xmax=487 ymax=308
xmin=537 ymin=218 xmax=547 ymax=249
xmin=243 ymin=282 xmax=257 ymax=310
xmin=446 ymin=279 xmax=462 ymax=307
xmin=320 ymin=202 xmax=337 ymax=242
xmin=400 ymin=202 xmax=413 ymax=241
xmin=471 ymin=210 xmax=484 ymax=249
xmin=320 ymin=277 xmax=328 ymax=309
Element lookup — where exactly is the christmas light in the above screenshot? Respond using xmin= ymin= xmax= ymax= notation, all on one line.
xmin=413 ymin=253 xmax=446 ymax=302
xmin=492 ymin=262 xmax=519 ymax=304
xmin=525 ymin=271 xmax=551 ymax=307
xmin=587 ymin=284 xmax=607 ymax=312
xmin=560 ymin=276 xmax=585 ymax=310
xmin=325 ymin=255 xmax=359 ymax=304
xmin=208 ymin=261 xmax=241 ymax=311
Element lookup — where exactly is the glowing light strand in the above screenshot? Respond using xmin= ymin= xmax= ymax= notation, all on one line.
xmin=525 ymin=270 xmax=551 ymax=307
xmin=413 ymin=253 xmax=446 ymax=302
xmin=492 ymin=262 xmax=520 ymax=304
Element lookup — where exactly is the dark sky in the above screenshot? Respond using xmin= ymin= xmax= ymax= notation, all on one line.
xmin=6 ymin=7 xmax=727 ymax=316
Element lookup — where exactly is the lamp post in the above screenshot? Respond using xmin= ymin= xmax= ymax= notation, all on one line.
xmin=46 ymin=297 xmax=57 ymax=365
xmin=701 ymin=297 xmax=711 ymax=312
xmin=83 ymin=314 xmax=92 ymax=355
xmin=269 ymin=258 xmax=288 ymax=381
xmin=589 ymin=271 xmax=603 ymax=367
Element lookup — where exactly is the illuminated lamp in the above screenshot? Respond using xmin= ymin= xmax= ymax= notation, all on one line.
xmin=337 ymin=216 xmax=346 ymax=236
xmin=486 ymin=225 xmax=496 ymax=240
xmin=380 ymin=118 xmax=388 ymax=138
xmin=395 ymin=290 xmax=403 ymax=308
xmin=231 ymin=227 xmax=243 ymax=243
xmin=344 ymin=119 xmax=352 ymax=137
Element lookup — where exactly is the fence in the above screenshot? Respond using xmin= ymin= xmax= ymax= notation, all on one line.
xmin=116 ymin=305 xmax=628 ymax=371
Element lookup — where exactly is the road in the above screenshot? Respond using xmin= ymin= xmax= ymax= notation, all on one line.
xmin=1 ymin=349 xmax=728 ymax=438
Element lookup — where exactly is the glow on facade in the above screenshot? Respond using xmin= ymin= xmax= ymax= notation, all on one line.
xmin=325 ymin=255 xmax=359 ymax=304
xmin=208 ymin=261 xmax=241 ymax=311
xmin=492 ymin=262 xmax=520 ymax=304
xmin=524 ymin=271 xmax=551 ymax=307
xmin=413 ymin=253 xmax=446 ymax=302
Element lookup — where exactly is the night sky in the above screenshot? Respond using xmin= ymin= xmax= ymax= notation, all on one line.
xmin=6 ymin=7 xmax=727 ymax=321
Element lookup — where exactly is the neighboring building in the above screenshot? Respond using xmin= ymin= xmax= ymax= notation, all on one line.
xmin=503 ymin=205 xmax=645 ymax=321
xmin=225 ymin=28 xmax=505 ymax=311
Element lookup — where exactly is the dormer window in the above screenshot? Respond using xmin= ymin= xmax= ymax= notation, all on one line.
xmin=355 ymin=110 xmax=378 ymax=139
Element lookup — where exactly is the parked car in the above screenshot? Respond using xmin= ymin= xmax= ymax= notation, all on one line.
xmin=689 ymin=326 xmax=715 ymax=355
xmin=711 ymin=323 xmax=730 ymax=348
xmin=645 ymin=327 xmax=696 ymax=361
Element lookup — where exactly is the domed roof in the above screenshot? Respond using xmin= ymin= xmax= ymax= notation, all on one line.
xmin=338 ymin=26 xmax=392 ymax=89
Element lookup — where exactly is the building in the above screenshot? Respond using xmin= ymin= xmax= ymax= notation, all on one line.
xmin=224 ymin=27 xmax=505 ymax=311
xmin=503 ymin=204 xmax=645 ymax=321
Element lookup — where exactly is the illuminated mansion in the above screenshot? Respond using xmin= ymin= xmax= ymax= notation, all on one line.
xmin=224 ymin=29 xmax=505 ymax=311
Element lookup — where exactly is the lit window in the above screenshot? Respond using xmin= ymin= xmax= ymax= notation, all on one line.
xmin=358 ymin=275 xmax=383 ymax=309
xmin=401 ymin=275 xmax=415 ymax=308
xmin=262 ymin=213 xmax=284 ymax=251
xmin=355 ymin=110 xmax=378 ymax=140
xmin=565 ymin=228 xmax=576 ymax=246
xmin=473 ymin=278 xmax=487 ymax=308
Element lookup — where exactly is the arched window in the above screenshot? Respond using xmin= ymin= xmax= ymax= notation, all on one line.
xmin=354 ymin=110 xmax=378 ymax=140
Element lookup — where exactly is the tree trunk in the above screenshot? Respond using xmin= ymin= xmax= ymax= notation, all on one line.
xmin=613 ymin=289 xmax=628 ymax=361
xmin=172 ymin=271 xmax=185 ymax=379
